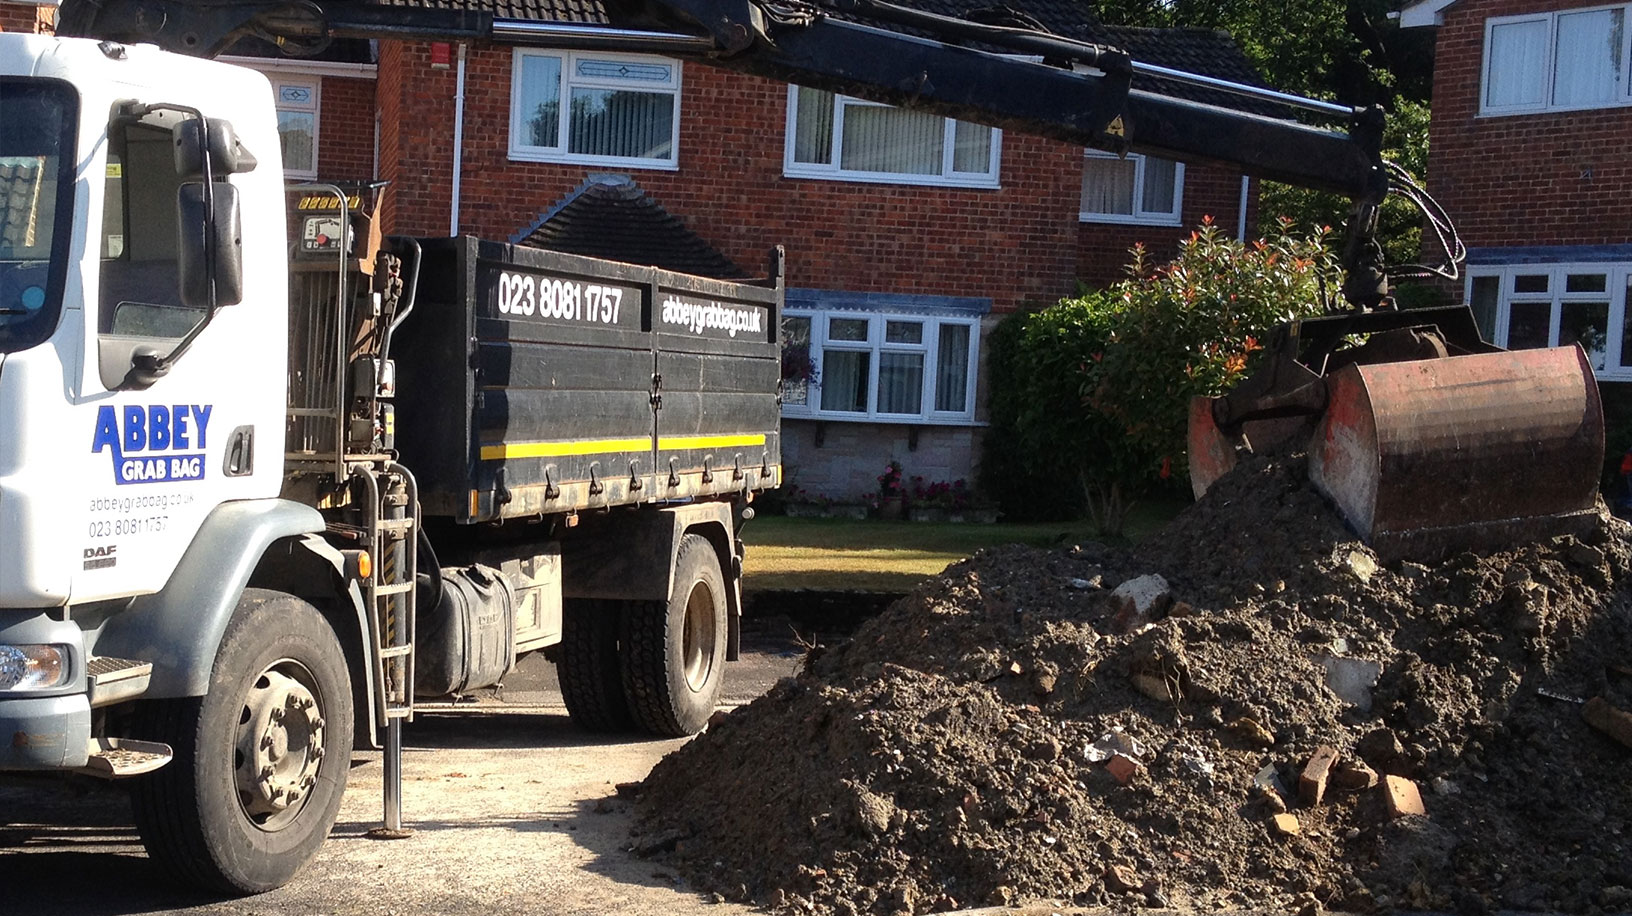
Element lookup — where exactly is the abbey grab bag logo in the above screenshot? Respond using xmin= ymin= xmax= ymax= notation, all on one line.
xmin=91 ymin=405 xmax=212 ymax=485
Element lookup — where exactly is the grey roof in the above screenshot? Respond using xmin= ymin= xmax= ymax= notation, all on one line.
xmin=512 ymin=174 xmax=747 ymax=280
xmin=375 ymin=0 xmax=610 ymax=25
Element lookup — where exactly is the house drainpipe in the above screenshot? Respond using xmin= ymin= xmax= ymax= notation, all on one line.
xmin=1236 ymin=175 xmax=1250 ymax=242
xmin=450 ymin=43 xmax=467 ymax=236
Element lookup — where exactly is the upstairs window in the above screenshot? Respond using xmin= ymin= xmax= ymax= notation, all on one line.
xmin=273 ymin=76 xmax=319 ymax=178
xmin=1483 ymin=7 xmax=1631 ymax=114
xmin=510 ymin=50 xmax=681 ymax=169
xmin=784 ymin=87 xmax=1001 ymax=188
xmin=1080 ymin=151 xmax=1183 ymax=225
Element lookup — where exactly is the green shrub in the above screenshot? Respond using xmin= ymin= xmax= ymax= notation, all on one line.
xmin=986 ymin=219 xmax=1340 ymax=534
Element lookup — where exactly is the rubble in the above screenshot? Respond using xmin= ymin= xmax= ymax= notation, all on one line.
xmin=1105 ymin=753 xmax=1142 ymax=785
xmin=1382 ymin=775 xmax=1425 ymax=818
xmin=1299 ymin=746 xmax=1340 ymax=807
xmin=1581 ymin=696 xmax=1632 ymax=749
xmin=634 ymin=455 xmax=1632 ymax=914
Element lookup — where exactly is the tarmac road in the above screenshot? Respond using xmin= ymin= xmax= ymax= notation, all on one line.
xmin=0 ymin=617 xmax=821 ymax=916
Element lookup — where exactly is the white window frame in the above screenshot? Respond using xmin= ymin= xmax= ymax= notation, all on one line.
xmin=781 ymin=87 xmax=1003 ymax=189
xmin=1467 ymin=262 xmax=1631 ymax=378
xmin=781 ymin=309 xmax=981 ymax=423
xmin=1481 ymin=6 xmax=1632 ymax=116
xmin=508 ymin=49 xmax=682 ymax=170
xmin=1079 ymin=150 xmax=1184 ymax=226
xmin=271 ymin=75 xmax=320 ymax=179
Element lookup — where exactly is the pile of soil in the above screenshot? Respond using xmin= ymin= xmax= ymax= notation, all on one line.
xmin=633 ymin=456 xmax=1632 ymax=914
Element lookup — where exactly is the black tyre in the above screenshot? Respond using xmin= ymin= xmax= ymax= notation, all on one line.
xmin=129 ymin=589 xmax=354 ymax=894
xmin=621 ymin=533 xmax=728 ymax=737
xmin=557 ymin=598 xmax=633 ymax=732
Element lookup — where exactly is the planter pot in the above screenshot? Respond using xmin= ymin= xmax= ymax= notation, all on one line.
xmin=878 ymin=496 xmax=906 ymax=521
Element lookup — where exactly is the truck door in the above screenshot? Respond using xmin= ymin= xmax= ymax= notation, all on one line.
xmin=73 ymin=105 xmax=285 ymax=603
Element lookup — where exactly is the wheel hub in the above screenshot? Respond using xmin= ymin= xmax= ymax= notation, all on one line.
xmin=682 ymin=582 xmax=715 ymax=693
xmin=236 ymin=667 xmax=326 ymax=828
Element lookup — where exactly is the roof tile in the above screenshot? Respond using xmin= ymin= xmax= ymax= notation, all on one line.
xmin=513 ymin=174 xmax=748 ymax=279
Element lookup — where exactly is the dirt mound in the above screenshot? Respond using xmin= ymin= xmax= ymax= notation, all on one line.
xmin=633 ymin=456 xmax=1632 ymax=914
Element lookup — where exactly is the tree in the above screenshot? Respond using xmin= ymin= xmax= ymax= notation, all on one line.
xmin=1095 ymin=0 xmax=1435 ymax=106
xmin=1095 ymin=0 xmax=1443 ymax=302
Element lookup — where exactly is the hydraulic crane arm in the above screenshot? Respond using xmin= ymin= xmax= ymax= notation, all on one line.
xmin=56 ymin=0 xmax=1385 ymax=198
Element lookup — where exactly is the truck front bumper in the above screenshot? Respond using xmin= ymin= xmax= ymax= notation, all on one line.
xmin=1 ymin=610 xmax=91 ymax=769
xmin=0 ymin=693 xmax=91 ymax=768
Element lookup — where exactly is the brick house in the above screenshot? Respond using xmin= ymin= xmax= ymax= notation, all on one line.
xmin=1402 ymin=0 xmax=1632 ymax=382
xmin=5 ymin=0 xmax=1267 ymax=503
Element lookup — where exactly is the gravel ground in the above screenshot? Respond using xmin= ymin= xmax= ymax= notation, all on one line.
xmin=0 ymin=620 xmax=809 ymax=916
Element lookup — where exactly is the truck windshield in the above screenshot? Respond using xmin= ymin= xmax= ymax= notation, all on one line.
xmin=0 ymin=79 xmax=77 ymax=355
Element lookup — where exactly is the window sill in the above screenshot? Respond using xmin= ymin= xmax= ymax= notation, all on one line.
xmin=508 ymin=149 xmax=680 ymax=171
xmin=781 ymin=412 xmax=985 ymax=428
xmin=1478 ymin=99 xmax=1632 ymax=118
xmin=783 ymin=168 xmax=1000 ymax=191
xmin=1079 ymin=213 xmax=1183 ymax=227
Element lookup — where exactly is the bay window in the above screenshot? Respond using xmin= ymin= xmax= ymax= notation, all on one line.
xmin=510 ymin=50 xmax=681 ymax=168
xmin=784 ymin=86 xmax=1002 ymax=188
xmin=1467 ymin=264 xmax=1631 ymax=375
xmin=1483 ymin=7 xmax=1632 ymax=114
xmin=783 ymin=309 xmax=980 ymax=422
xmin=1080 ymin=151 xmax=1183 ymax=225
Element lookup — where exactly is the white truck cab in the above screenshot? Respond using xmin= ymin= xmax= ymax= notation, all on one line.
xmin=3 ymin=34 xmax=290 ymax=769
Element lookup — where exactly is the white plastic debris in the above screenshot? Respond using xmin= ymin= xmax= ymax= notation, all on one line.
xmin=1174 ymin=741 xmax=1214 ymax=779
xmin=1083 ymin=727 xmax=1147 ymax=763
xmin=1319 ymin=655 xmax=1382 ymax=712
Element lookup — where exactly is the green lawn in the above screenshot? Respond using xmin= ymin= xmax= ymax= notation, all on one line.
xmin=741 ymin=499 xmax=1186 ymax=593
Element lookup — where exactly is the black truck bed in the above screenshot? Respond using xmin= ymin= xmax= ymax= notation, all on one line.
xmin=393 ymin=237 xmax=783 ymax=522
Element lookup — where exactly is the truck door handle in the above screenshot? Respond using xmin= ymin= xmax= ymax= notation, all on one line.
xmin=224 ymin=425 xmax=254 ymax=477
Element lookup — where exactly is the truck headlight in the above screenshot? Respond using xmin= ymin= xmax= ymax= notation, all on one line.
xmin=0 ymin=644 xmax=69 ymax=690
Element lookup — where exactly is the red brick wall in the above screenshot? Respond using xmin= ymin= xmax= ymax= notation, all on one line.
xmin=317 ymin=76 xmax=376 ymax=183
xmin=0 ymin=2 xmax=52 ymax=33
xmin=1426 ymin=0 xmax=1632 ymax=249
xmin=377 ymin=42 xmax=460 ymax=236
xmin=376 ymin=41 xmax=1253 ymax=313
xmin=1075 ymin=165 xmax=1254 ymax=287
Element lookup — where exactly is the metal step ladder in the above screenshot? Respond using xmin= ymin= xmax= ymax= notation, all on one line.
xmin=355 ymin=460 xmax=419 ymax=837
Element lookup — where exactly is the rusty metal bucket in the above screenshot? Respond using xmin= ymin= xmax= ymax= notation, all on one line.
xmin=1308 ymin=345 xmax=1604 ymax=562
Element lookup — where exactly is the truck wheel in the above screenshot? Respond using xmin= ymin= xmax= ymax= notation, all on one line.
xmin=621 ymin=533 xmax=727 ymax=737
xmin=557 ymin=598 xmax=632 ymax=732
xmin=128 ymin=589 xmax=354 ymax=894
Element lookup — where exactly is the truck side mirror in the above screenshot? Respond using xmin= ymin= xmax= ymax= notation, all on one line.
xmin=172 ymin=117 xmax=257 ymax=179
xmin=177 ymin=181 xmax=244 ymax=309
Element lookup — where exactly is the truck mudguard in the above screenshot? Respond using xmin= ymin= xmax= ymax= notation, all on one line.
xmin=93 ymin=498 xmax=327 ymax=697
xmin=560 ymin=501 xmax=742 ymax=658
xmin=281 ymin=532 xmax=379 ymax=746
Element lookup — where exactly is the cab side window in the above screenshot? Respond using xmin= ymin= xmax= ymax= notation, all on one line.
xmin=99 ymin=121 xmax=205 ymax=338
